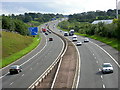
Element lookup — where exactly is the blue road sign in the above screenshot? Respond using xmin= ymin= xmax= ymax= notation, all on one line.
xmin=28 ymin=27 xmax=38 ymax=35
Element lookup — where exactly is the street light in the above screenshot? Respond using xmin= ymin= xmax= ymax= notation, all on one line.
xmin=116 ymin=0 xmax=118 ymax=19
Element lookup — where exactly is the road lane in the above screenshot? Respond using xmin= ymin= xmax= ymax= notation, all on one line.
xmin=2 ymin=24 xmax=64 ymax=88
xmin=50 ymin=20 xmax=119 ymax=88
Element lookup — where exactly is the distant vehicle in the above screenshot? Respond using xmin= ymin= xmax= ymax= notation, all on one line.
xmin=69 ymin=29 xmax=74 ymax=36
xmin=64 ymin=32 xmax=69 ymax=36
xmin=47 ymin=30 xmax=51 ymax=33
xmin=9 ymin=65 xmax=22 ymax=74
xmin=102 ymin=63 xmax=113 ymax=74
xmin=42 ymin=28 xmax=47 ymax=32
xmin=72 ymin=35 xmax=77 ymax=41
xmin=76 ymin=41 xmax=82 ymax=46
xmin=45 ymin=32 xmax=48 ymax=35
xmin=49 ymin=38 xmax=53 ymax=41
xmin=59 ymin=30 xmax=62 ymax=32
xmin=84 ymin=38 xmax=89 ymax=42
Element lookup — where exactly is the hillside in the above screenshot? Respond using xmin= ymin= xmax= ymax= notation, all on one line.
xmin=2 ymin=31 xmax=40 ymax=67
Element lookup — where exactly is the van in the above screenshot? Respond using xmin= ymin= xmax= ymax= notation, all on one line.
xmin=72 ymin=35 xmax=77 ymax=41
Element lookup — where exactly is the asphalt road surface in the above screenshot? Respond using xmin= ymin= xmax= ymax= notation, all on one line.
xmin=49 ymin=19 xmax=119 ymax=89
xmin=1 ymin=24 xmax=64 ymax=88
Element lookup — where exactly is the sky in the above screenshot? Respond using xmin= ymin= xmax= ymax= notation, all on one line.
xmin=1 ymin=0 xmax=120 ymax=15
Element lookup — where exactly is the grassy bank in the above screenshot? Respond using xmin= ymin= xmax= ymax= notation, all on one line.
xmin=57 ymin=26 xmax=119 ymax=51
xmin=1 ymin=31 xmax=40 ymax=68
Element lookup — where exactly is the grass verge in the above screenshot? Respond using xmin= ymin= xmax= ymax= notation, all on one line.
xmin=1 ymin=32 xmax=40 ymax=68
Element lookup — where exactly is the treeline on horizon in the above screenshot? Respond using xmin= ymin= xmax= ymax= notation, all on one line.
xmin=2 ymin=13 xmax=64 ymax=35
xmin=68 ymin=9 xmax=120 ymax=23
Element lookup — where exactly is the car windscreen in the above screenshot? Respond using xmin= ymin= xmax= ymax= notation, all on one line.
xmin=103 ymin=64 xmax=111 ymax=67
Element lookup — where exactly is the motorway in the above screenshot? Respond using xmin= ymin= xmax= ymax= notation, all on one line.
xmin=49 ymin=19 xmax=119 ymax=88
xmin=1 ymin=24 xmax=64 ymax=88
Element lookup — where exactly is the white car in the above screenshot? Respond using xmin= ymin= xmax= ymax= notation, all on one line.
xmin=76 ymin=41 xmax=82 ymax=46
xmin=102 ymin=63 xmax=113 ymax=74
xmin=84 ymin=38 xmax=89 ymax=42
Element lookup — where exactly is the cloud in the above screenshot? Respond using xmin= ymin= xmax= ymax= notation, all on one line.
xmin=1 ymin=0 xmax=117 ymax=15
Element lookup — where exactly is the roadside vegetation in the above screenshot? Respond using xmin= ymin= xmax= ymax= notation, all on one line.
xmin=1 ymin=31 xmax=40 ymax=68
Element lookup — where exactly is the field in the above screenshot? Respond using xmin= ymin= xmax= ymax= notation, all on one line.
xmin=1 ymin=31 xmax=40 ymax=68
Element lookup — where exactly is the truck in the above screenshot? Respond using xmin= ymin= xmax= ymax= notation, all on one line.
xmin=72 ymin=35 xmax=77 ymax=41
xmin=69 ymin=29 xmax=74 ymax=36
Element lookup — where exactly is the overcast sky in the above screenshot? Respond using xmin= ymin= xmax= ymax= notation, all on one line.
xmin=1 ymin=0 xmax=120 ymax=15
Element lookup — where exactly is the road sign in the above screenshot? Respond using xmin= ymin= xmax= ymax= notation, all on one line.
xmin=28 ymin=27 xmax=38 ymax=35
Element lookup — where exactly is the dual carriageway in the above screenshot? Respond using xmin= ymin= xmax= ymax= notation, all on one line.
xmin=1 ymin=19 xmax=119 ymax=89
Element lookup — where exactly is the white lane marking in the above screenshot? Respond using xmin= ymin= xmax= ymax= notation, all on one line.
xmin=103 ymin=84 xmax=105 ymax=88
xmin=0 ymin=33 xmax=47 ymax=79
xmin=28 ymin=26 xmax=65 ymax=89
xmin=90 ymin=41 xmax=120 ymax=68
xmin=22 ymin=74 xmax=24 ymax=77
xmin=9 ymin=82 xmax=14 ymax=86
xmin=93 ymin=53 xmax=94 ymax=56
xmin=96 ymin=61 xmax=98 ymax=63
xmin=99 ymin=68 xmax=101 ymax=71
xmin=30 ymin=68 xmax=32 ymax=70
xmin=94 ymin=57 xmax=96 ymax=59
xmin=101 ymin=75 xmax=103 ymax=79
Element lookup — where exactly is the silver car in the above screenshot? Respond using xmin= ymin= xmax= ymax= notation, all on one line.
xmin=76 ymin=41 xmax=82 ymax=46
xmin=84 ymin=38 xmax=89 ymax=42
xmin=9 ymin=65 xmax=22 ymax=74
xmin=102 ymin=63 xmax=113 ymax=74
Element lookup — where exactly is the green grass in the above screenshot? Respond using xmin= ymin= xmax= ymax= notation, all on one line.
xmin=58 ymin=26 xmax=119 ymax=51
xmin=1 ymin=31 xmax=40 ymax=68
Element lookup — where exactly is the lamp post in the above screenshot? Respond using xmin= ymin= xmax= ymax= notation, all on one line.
xmin=116 ymin=0 xmax=118 ymax=19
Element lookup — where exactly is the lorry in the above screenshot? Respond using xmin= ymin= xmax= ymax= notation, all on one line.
xmin=72 ymin=35 xmax=77 ymax=41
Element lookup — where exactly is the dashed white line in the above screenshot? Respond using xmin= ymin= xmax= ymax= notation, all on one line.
xmin=93 ymin=53 xmax=94 ymax=56
xmin=96 ymin=61 xmax=98 ymax=63
xmin=90 ymin=41 xmax=120 ymax=68
xmin=9 ymin=82 xmax=14 ymax=86
xmin=103 ymin=84 xmax=105 ymax=88
xmin=94 ymin=57 xmax=96 ymax=59
xmin=22 ymin=74 xmax=24 ymax=77
xmin=99 ymin=68 xmax=101 ymax=71
xmin=101 ymin=75 xmax=103 ymax=79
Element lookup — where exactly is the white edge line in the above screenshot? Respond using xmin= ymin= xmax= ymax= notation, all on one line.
xmin=103 ymin=84 xmax=105 ymax=88
xmin=28 ymin=26 xmax=65 ymax=89
xmin=51 ymin=38 xmax=68 ymax=89
xmin=73 ymin=42 xmax=81 ymax=88
xmin=90 ymin=41 xmax=120 ymax=68
xmin=1 ymin=26 xmax=44 ymax=70
xmin=0 ymin=26 xmax=47 ymax=79
xmin=66 ymin=37 xmax=81 ymax=89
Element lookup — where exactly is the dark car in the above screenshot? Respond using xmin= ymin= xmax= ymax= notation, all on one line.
xmin=45 ymin=32 xmax=48 ymax=35
xmin=49 ymin=38 xmax=53 ymax=41
xmin=9 ymin=65 xmax=22 ymax=74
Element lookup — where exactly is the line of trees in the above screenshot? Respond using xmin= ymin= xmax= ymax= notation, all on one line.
xmin=68 ymin=9 xmax=120 ymax=23
xmin=58 ymin=19 xmax=120 ymax=39
xmin=2 ymin=16 xmax=30 ymax=35
xmin=2 ymin=13 xmax=64 ymax=35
